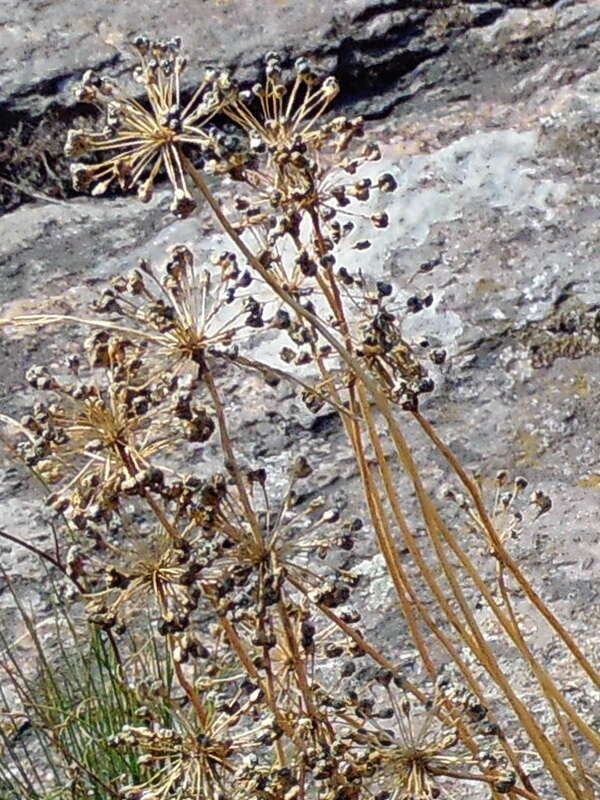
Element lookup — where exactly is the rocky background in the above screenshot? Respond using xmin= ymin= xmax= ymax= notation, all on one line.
xmin=1 ymin=0 xmax=599 ymax=792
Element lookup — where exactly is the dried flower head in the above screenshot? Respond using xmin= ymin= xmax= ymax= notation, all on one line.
xmin=333 ymin=665 xmax=514 ymax=799
xmin=65 ymin=469 xmax=250 ymax=629
xmin=91 ymin=244 xmax=265 ymax=378
xmin=442 ymin=470 xmax=551 ymax=552
xmin=113 ymin=687 xmax=273 ymax=800
xmin=72 ymin=517 xmax=208 ymax=632
xmin=9 ymin=341 xmax=177 ymax=513
xmin=66 ymin=37 xmax=231 ymax=216
xmin=201 ymin=458 xmax=361 ymax=610
xmin=220 ymin=53 xmax=384 ymax=256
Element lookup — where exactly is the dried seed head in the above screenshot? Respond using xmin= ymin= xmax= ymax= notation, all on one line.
xmin=66 ymin=38 xmax=234 ymax=214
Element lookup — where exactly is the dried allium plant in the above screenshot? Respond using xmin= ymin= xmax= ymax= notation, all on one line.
xmin=0 ymin=37 xmax=599 ymax=800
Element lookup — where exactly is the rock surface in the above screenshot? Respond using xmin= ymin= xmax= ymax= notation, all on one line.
xmin=0 ymin=1 xmax=556 ymax=118
xmin=0 ymin=0 xmax=599 ymax=794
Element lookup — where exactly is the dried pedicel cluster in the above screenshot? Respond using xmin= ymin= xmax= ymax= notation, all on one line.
xmin=0 ymin=37 xmax=598 ymax=800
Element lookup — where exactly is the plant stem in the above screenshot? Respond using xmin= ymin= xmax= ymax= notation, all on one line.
xmin=414 ymin=410 xmax=600 ymax=691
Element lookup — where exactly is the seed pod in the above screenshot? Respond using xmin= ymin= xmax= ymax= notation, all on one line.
xmin=302 ymin=389 xmax=324 ymax=414
xmin=515 ymin=475 xmax=528 ymax=491
xmin=377 ymin=172 xmax=398 ymax=192
xmin=301 ymin=620 xmax=315 ymax=649
xmin=292 ymin=455 xmax=313 ymax=479
xmin=493 ymin=773 xmax=517 ymax=794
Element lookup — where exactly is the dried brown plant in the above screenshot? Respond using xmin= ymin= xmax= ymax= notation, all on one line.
xmin=0 ymin=37 xmax=598 ymax=800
